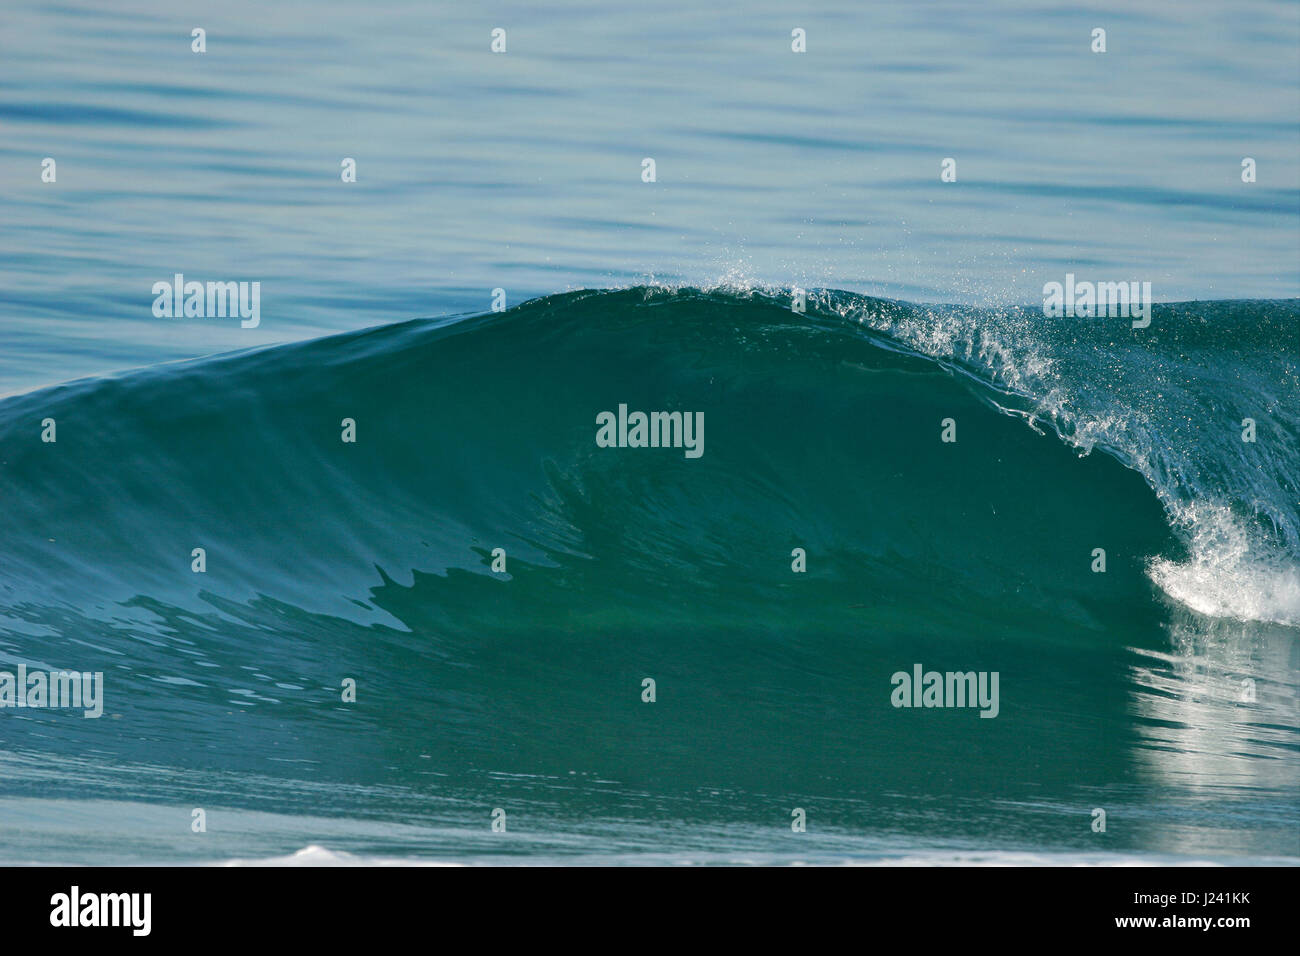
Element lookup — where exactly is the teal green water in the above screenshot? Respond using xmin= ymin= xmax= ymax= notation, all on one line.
xmin=0 ymin=287 xmax=1295 ymax=863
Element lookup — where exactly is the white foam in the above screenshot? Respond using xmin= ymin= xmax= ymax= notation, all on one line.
xmin=1149 ymin=503 xmax=1300 ymax=628
xmin=214 ymin=845 xmax=463 ymax=867
xmin=208 ymin=844 xmax=1294 ymax=867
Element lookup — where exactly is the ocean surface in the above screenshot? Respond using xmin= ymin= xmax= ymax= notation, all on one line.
xmin=0 ymin=0 xmax=1297 ymax=865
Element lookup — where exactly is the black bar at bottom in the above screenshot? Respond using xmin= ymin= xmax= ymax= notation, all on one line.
xmin=0 ymin=864 xmax=1281 ymax=943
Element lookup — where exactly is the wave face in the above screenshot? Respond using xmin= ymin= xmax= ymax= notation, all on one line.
xmin=0 ymin=287 xmax=1296 ymax=864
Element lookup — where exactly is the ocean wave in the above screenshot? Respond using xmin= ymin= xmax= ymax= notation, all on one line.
xmin=0 ymin=286 xmax=1294 ymax=630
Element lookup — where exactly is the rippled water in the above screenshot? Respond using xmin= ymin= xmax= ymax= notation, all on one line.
xmin=2 ymin=0 xmax=1297 ymax=396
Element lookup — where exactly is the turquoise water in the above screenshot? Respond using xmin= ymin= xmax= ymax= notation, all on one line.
xmin=0 ymin=1 xmax=1297 ymax=865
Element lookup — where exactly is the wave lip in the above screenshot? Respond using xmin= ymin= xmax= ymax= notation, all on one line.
xmin=803 ymin=289 xmax=1300 ymax=629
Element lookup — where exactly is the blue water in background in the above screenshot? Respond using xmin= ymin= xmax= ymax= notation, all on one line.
xmin=1 ymin=0 xmax=1297 ymax=396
